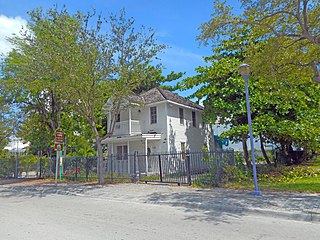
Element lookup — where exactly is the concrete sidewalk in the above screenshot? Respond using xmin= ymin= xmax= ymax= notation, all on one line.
xmin=82 ymin=183 xmax=320 ymax=222
xmin=0 ymin=181 xmax=319 ymax=222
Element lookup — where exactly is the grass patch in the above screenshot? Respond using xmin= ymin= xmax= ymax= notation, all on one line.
xmin=259 ymin=177 xmax=320 ymax=192
xmin=204 ymin=158 xmax=320 ymax=193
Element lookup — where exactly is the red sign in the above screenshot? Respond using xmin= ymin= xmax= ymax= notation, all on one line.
xmin=55 ymin=130 xmax=65 ymax=143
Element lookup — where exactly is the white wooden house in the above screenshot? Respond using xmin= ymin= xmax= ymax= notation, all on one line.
xmin=102 ymin=88 xmax=214 ymax=159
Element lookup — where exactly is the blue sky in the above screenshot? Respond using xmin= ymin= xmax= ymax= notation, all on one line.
xmin=0 ymin=0 xmax=241 ymax=97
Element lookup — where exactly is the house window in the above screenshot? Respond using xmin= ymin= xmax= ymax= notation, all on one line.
xmin=150 ymin=106 xmax=157 ymax=124
xmin=147 ymin=147 xmax=151 ymax=155
xmin=116 ymin=113 xmax=120 ymax=122
xmin=116 ymin=145 xmax=128 ymax=160
xmin=179 ymin=108 xmax=184 ymax=125
xmin=181 ymin=142 xmax=186 ymax=160
xmin=192 ymin=111 xmax=196 ymax=127
xmin=116 ymin=146 xmax=122 ymax=160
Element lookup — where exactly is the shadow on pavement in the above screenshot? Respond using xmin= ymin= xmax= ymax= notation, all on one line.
xmin=0 ymin=180 xmax=101 ymax=198
xmin=1 ymin=181 xmax=319 ymax=222
xmin=144 ymin=187 xmax=320 ymax=222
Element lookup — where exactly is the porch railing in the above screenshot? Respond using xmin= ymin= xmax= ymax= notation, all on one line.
xmin=113 ymin=120 xmax=141 ymax=136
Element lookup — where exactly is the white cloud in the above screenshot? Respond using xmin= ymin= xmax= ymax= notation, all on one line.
xmin=159 ymin=45 xmax=205 ymax=76
xmin=166 ymin=46 xmax=203 ymax=63
xmin=0 ymin=15 xmax=27 ymax=56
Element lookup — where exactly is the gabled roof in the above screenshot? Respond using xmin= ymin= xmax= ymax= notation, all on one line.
xmin=140 ymin=87 xmax=203 ymax=110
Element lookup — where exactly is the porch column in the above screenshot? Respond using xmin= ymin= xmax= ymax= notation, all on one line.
xmin=111 ymin=143 xmax=114 ymax=155
xmin=145 ymin=138 xmax=148 ymax=175
xmin=128 ymin=108 xmax=132 ymax=135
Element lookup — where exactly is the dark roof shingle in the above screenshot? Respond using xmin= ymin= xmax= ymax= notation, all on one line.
xmin=140 ymin=87 xmax=203 ymax=110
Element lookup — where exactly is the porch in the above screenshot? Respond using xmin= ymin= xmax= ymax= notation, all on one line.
xmin=114 ymin=120 xmax=142 ymax=136
xmin=103 ymin=133 xmax=162 ymax=175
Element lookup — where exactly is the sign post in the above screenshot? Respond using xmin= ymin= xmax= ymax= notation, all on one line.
xmin=60 ymin=150 xmax=63 ymax=180
xmin=54 ymin=130 xmax=65 ymax=187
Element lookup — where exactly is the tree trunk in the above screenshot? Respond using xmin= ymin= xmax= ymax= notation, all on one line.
xmin=259 ymin=133 xmax=271 ymax=165
xmin=96 ymin=136 xmax=105 ymax=185
xmin=91 ymin=121 xmax=105 ymax=185
xmin=242 ymin=134 xmax=252 ymax=169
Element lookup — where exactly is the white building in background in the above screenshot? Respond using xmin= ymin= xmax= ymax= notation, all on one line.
xmin=213 ymin=123 xmax=267 ymax=152
xmin=4 ymin=138 xmax=29 ymax=153
xmin=102 ymin=87 xmax=215 ymax=157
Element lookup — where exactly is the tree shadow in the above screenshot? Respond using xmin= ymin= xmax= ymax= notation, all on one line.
xmin=0 ymin=181 xmax=101 ymax=198
xmin=144 ymin=188 xmax=320 ymax=222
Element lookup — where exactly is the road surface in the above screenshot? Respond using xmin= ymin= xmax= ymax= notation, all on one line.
xmin=0 ymin=182 xmax=319 ymax=240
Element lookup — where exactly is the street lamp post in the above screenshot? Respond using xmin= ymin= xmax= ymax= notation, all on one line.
xmin=238 ymin=63 xmax=261 ymax=196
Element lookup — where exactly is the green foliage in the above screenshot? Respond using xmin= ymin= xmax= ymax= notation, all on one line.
xmin=0 ymin=156 xmax=16 ymax=177
xmin=133 ymin=67 xmax=183 ymax=94
xmin=179 ymin=1 xmax=320 ymax=164
xmin=139 ymin=174 xmax=161 ymax=182
xmin=1 ymin=6 xmax=169 ymax=183
xmin=0 ymin=82 xmax=17 ymax=146
xmin=259 ymin=165 xmax=320 ymax=184
xmin=223 ymin=165 xmax=249 ymax=183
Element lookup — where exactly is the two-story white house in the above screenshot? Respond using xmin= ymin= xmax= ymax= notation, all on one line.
xmin=102 ymin=87 xmax=214 ymax=158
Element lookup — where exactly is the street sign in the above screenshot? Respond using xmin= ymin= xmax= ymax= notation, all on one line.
xmin=54 ymin=143 xmax=62 ymax=151
xmin=55 ymin=130 xmax=65 ymax=143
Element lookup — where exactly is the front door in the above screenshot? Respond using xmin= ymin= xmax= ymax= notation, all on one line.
xmin=116 ymin=145 xmax=128 ymax=174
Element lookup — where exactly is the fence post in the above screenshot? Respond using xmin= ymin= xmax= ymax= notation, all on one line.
xmin=39 ymin=156 xmax=42 ymax=178
xmin=186 ymin=152 xmax=192 ymax=185
xmin=75 ymin=159 xmax=78 ymax=180
xmin=158 ymin=155 xmax=163 ymax=183
xmin=110 ymin=154 xmax=113 ymax=183
xmin=215 ymin=151 xmax=221 ymax=186
xmin=15 ymin=151 xmax=19 ymax=179
xmin=85 ymin=157 xmax=88 ymax=181
xmin=134 ymin=152 xmax=138 ymax=181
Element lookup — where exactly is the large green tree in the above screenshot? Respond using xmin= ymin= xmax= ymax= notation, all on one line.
xmin=200 ymin=0 xmax=320 ymax=83
xmin=2 ymin=6 xmax=169 ymax=184
xmin=186 ymin=0 xmax=320 ymax=164
xmin=180 ymin=20 xmax=320 ymax=168
xmin=178 ymin=29 xmax=259 ymax=168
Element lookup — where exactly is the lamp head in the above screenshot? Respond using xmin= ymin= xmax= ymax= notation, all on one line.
xmin=238 ymin=63 xmax=250 ymax=78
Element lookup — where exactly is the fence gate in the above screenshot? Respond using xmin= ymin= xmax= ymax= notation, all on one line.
xmin=136 ymin=150 xmax=235 ymax=185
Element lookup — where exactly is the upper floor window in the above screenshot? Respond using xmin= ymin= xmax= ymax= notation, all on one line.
xmin=179 ymin=108 xmax=184 ymax=125
xmin=150 ymin=106 xmax=157 ymax=124
xmin=192 ymin=111 xmax=196 ymax=127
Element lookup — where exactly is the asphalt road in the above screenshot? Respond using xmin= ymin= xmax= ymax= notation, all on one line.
xmin=0 ymin=182 xmax=319 ymax=240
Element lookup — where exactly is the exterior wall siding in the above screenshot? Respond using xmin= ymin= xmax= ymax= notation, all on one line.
xmin=108 ymin=101 xmax=212 ymax=154
xmin=166 ymin=102 xmax=210 ymax=152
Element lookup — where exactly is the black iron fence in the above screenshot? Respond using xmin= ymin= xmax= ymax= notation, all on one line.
xmin=61 ymin=156 xmax=98 ymax=181
xmin=105 ymin=150 xmax=235 ymax=186
xmin=1 ymin=150 xmax=235 ymax=186
xmin=0 ymin=157 xmax=40 ymax=179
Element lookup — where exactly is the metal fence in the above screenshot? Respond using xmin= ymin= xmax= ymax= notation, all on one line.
xmin=0 ymin=157 xmax=40 ymax=179
xmin=1 ymin=150 xmax=235 ymax=186
xmin=105 ymin=150 xmax=235 ymax=186
xmin=61 ymin=156 xmax=98 ymax=181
